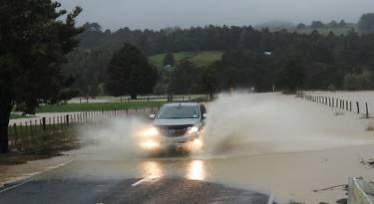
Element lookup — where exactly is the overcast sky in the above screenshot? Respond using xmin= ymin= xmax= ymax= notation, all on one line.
xmin=59 ymin=0 xmax=374 ymax=31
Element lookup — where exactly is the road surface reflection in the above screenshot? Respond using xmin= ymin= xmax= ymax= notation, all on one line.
xmin=140 ymin=161 xmax=164 ymax=179
xmin=186 ymin=160 xmax=206 ymax=181
xmin=138 ymin=159 xmax=206 ymax=181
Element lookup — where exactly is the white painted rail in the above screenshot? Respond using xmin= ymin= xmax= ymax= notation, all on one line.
xmin=348 ymin=177 xmax=374 ymax=204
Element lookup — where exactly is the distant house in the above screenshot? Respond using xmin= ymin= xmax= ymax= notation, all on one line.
xmin=264 ymin=52 xmax=272 ymax=56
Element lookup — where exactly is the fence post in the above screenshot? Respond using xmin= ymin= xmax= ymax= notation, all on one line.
xmin=366 ymin=103 xmax=369 ymax=118
xmin=350 ymin=101 xmax=352 ymax=112
xmin=346 ymin=101 xmax=349 ymax=111
xmin=13 ymin=124 xmax=18 ymax=137
xmin=66 ymin=115 xmax=70 ymax=126
xmin=357 ymin=102 xmax=360 ymax=114
xmin=42 ymin=117 xmax=46 ymax=131
xmin=29 ymin=120 xmax=33 ymax=137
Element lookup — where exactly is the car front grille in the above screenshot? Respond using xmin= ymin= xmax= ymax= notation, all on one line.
xmin=156 ymin=125 xmax=193 ymax=137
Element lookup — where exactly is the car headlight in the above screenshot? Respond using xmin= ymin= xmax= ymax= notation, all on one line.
xmin=187 ymin=126 xmax=199 ymax=134
xmin=142 ymin=127 xmax=159 ymax=137
xmin=140 ymin=140 xmax=160 ymax=150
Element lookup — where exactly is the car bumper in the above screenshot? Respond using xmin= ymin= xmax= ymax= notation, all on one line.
xmin=139 ymin=133 xmax=203 ymax=152
xmin=159 ymin=133 xmax=199 ymax=146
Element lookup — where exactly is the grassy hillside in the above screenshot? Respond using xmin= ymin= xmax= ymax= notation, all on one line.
xmin=289 ymin=25 xmax=356 ymax=35
xmin=37 ymin=101 xmax=165 ymax=113
xmin=149 ymin=51 xmax=223 ymax=67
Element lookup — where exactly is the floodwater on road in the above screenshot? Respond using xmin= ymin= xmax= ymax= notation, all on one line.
xmin=2 ymin=92 xmax=374 ymax=204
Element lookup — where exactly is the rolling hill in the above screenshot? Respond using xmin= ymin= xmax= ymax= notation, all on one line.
xmin=149 ymin=51 xmax=223 ymax=67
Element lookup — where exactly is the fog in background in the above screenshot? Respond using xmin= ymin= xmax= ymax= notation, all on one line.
xmin=59 ymin=0 xmax=374 ymax=30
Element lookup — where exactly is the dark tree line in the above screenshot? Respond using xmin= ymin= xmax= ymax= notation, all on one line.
xmin=64 ymin=13 xmax=374 ymax=96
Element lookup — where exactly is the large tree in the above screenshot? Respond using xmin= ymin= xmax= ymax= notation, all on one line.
xmin=106 ymin=43 xmax=158 ymax=99
xmin=277 ymin=60 xmax=305 ymax=93
xmin=163 ymin=52 xmax=176 ymax=67
xmin=358 ymin=13 xmax=374 ymax=34
xmin=200 ymin=64 xmax=218 ymax=99
xmin=0 ymin=1 xmax=83 ymax=153
xmin=169 ymin=61 xmax=202 ymax=94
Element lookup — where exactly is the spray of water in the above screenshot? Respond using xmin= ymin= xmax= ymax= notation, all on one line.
xmin=203 ymin=92 xmax=373 ymax=157
xmin=77 ymin=116 xmax=151 ymax=160
xmin=76 ymin=92 xmax=373 ymax=160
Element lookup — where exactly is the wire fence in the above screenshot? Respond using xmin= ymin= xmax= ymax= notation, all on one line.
xmin=301 ymin=92 xmax=371 ymax=118
xmin=7 ymin=95 xmax=212 ymax=153
xmin=7 ymin=107 xmax=160 ymax=153
xmin=71 ymin=94 xmax=209 ymax=104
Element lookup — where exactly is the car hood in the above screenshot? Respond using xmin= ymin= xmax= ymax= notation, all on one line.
xmin=154 ymin=118 xmax=200 ymax=126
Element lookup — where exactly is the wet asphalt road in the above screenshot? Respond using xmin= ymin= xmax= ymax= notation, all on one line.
xmin=0 ymin=159 xmax=273 ymax=204
xmin=0 ymin=178 xmax=270 ymax=204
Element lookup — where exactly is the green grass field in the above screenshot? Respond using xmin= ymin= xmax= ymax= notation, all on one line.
xmin=10 ymin=114 xmax=35 ymax=119
xmin=149 ymin=51 xmax=223 ymax=67
xmin=289 ymin=25 xmax=355 ymax=36
xmin=36 ymin=101 xmax=166 ymax=113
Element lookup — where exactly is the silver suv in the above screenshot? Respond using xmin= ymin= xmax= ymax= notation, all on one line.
xmin=138 ymin=102 xmax=207 ymax=152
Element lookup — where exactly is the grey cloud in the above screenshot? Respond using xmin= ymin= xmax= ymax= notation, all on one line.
xmin=59 ymin=0 xmax=374 ymax=30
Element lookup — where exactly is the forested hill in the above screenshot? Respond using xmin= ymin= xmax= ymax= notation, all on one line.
xmin=76 ymin=22 xmax=356 ymax=55
xmin=64 ymin=15 xmax=374 ymax=96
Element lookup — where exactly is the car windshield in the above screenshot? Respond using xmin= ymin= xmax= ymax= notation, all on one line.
xmin=157 ymin=105 xmax=199 ymax=119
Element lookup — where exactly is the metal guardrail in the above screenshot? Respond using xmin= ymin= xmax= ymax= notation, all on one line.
xmin=348 ymin=177 xmax=374 ymax=204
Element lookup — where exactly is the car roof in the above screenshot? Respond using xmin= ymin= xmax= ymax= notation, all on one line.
xmin=162 ymin=102 xmax=200 ymax=107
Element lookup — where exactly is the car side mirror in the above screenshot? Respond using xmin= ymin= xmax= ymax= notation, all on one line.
xmin=203 ymin=113 xmax=207 ymax=119
xmin=149 ymin=114 xmax=156 ymax=119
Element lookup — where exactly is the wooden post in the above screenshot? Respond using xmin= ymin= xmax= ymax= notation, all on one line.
xmin=42 ymin=117 xmax=46 ymax=131
xmin=66 ymin=115 xmax=70 ymax=126
xmin=350 ymin=101 xmax=352 ymax=112
xmin=357 ymin=102 xmax=360 ymax=114
xmin=366 ymin=102 xmax=369 ymax=118
xmin=13 ymin=124 xmax=18 ymax=137
xmin=29 ymin=120 xmax=33 ymax=136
